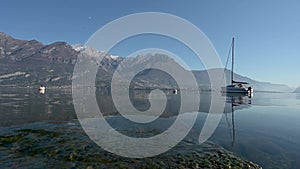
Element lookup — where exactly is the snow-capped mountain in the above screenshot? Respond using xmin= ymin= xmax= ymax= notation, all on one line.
xmin=0 ymin=32 xmax=293 ymax=92
xmin=0 ymin=33 xmax=122 ymax=87
xmin=71 ymin=44 xmax=119 ymax=60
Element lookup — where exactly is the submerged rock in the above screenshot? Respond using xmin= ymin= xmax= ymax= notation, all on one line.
xmin=0 ymin=122 xmax=261 ymax=169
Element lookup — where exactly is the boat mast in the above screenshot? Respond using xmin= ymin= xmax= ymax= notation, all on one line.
xmin=231 ymin=37 xmax=234 ymax=85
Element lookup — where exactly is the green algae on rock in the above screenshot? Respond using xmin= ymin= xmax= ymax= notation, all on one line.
xmin=0 ymin=124 xmax=261 ymax=169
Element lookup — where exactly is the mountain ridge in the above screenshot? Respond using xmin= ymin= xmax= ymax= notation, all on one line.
xmin=0 ymin=32 xmax=293 ymax=92
xmin=293 ymin=87 xmax=300 ymax=93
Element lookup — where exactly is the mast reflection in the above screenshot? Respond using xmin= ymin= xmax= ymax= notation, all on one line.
xmin=223 ymin=92 xmax=252 ymax=146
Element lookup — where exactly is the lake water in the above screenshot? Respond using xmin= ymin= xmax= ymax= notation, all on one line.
xmin=0 ymin=87 xmax=300 ymax=168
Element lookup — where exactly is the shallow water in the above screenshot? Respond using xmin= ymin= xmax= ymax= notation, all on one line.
xmin=0 ymin=87 xmax=299 ymax=168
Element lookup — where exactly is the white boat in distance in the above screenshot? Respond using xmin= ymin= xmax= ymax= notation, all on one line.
xmin=222 ymin=38 xmax=253 ymax=94
xmin=39 ymin=85 xmax=46 ymax=94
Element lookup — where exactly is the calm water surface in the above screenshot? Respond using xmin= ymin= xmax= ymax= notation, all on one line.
xmin=0 ymin=87 xmax=300 ymax=168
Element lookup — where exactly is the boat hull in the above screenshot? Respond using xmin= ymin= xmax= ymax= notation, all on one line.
xmin=221 ymin=86 xmax=249 ymax=93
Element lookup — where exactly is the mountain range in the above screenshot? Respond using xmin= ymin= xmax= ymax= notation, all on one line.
xmin=293 ymin=87 xmax=300 ymax=93
xmin=0 ymin=32 xmax=293 ymax=92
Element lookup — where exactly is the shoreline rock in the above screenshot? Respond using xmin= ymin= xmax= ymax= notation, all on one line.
xmin=0 ymin=121 xmax=261 ymax=169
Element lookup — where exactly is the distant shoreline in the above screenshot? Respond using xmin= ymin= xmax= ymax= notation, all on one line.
xmin=0 ymin=85 xmax=294 ymax=94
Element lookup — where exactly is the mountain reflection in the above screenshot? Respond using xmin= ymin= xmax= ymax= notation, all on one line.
xmin=0 ymin=87 xmax=252 ymax=129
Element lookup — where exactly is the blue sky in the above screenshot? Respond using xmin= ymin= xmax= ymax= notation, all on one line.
xmin=1 ymin=0 xmax=300 ymax=87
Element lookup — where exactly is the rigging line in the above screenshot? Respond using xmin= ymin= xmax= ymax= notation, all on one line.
xmin=225 ymin=40 xmax=233 ymax=70
xmin=218 ymin=40 xmax=233 ymax=87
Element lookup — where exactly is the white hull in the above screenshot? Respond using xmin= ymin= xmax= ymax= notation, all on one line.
xmin=39 ymin=86 xmax=46 ymax=94
xmin=222 ymin=86 xmax=251 ymax=93
xmin=39 ymin=86 xmax=46 ymax=90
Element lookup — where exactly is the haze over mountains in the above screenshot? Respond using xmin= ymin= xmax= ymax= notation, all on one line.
xmin=293 ymin=87 xmax=300 ymax=93
xmin=0 ymin=32 xmax=293 ymax=92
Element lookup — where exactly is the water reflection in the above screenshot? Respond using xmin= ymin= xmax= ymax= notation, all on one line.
xmin=0 ymin=87 xmax=253 ymax=128
xmin=2 ymin=87 xmax=300 ymax=168
xmin=0 ymin=88 xmax=75 ymax=127
xmin=223 ymin=93 xmax=252 ymax=146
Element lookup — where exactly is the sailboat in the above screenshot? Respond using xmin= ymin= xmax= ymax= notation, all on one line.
xmin=222 ymin=37 xmax=253 ymax=94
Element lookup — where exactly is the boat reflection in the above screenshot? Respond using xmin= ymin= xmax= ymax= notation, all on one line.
xmin=223 ymin=92 xmax=252 ymax=146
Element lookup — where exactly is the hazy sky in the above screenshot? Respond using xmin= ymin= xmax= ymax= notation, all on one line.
xmin=1 ymin=0 xmax=299 ymax=87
